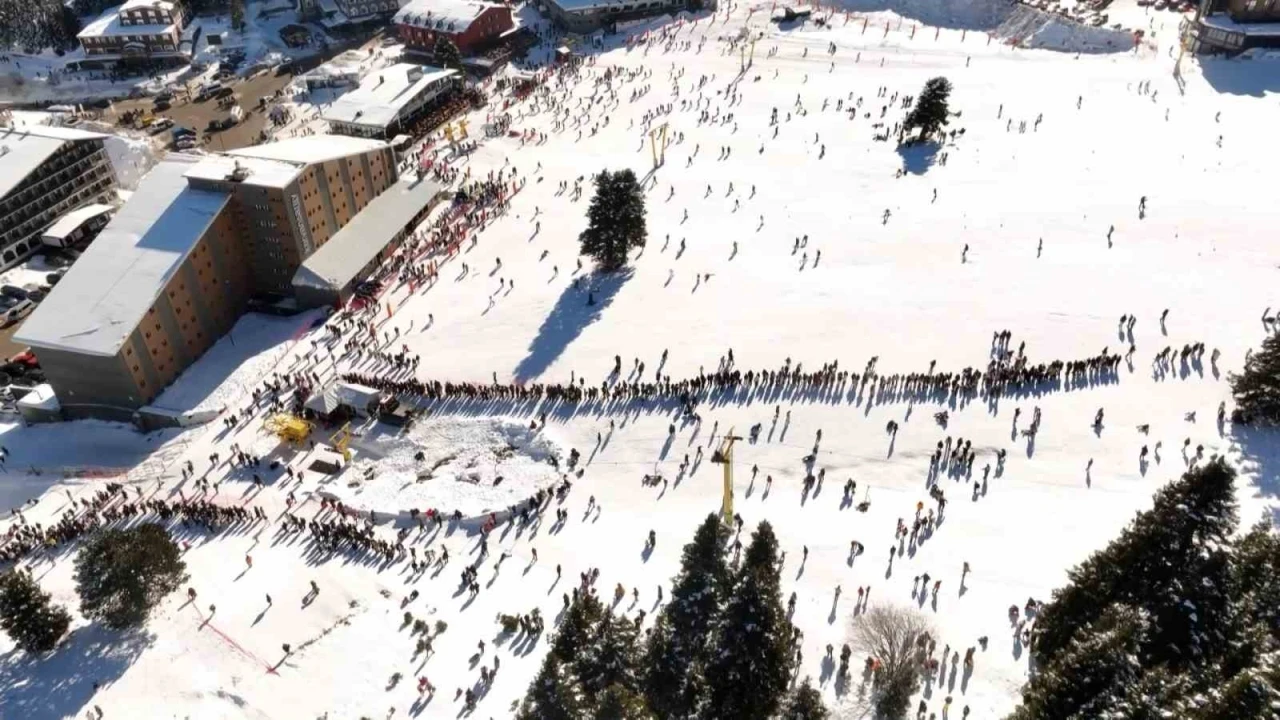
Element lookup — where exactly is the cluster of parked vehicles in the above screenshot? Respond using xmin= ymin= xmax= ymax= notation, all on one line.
xmin=0 ymin=271 xmax=62 ymax=327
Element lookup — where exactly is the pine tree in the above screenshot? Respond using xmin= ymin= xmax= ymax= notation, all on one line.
xmin=0 ymin=570 xmax=71 ymax=653
xmin=579 ymin=170 xmax=647 ymax=272
xmin=902 ymin=77 xmax=952 ymax=144
xmin=517 ymin=654 xmax=587 ymax=720
xmin=1006 ymin=458 xmax=1277 ymax=720
xmin=74 ymin=524 xmax=188 ymax=629
xmin=702 ymin=520 xmax=794 ymax=720
xmin=596 ymin=683 xmax=655 ymax=720
xmin=579 ymin=608 xmax=644 ymax=699
xmin=1032 ymin=457 xmax=1237 ymax=666
xmin=782 ymin=677 xmax=829 ymax=720
xmin=434 ymin=37 xmax=463 ymax=70
xmin=642 ymin=514 xmax=730 ymax=718
xmin=1007 ymin=605 xmax=1151 ymax=720
xmin=1230 ymin=332 xmax=1280 ymax=424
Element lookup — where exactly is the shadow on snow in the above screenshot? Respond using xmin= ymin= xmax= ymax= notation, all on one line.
xmin=512 ymin=269 xmax=634 ymax=383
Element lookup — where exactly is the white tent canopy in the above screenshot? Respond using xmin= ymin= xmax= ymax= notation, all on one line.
xmin=304 ymin=382 xmax=381 ymax=416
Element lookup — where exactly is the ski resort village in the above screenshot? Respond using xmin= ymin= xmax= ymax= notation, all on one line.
xmin=2 ymin=0 xmax=1280 ymax=716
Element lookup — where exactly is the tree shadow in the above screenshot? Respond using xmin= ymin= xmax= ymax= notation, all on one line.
xmin=896 ymin=141 xmax=941 ymax=176
xmin=512 ymin=269 xmax=634 ymax=383
xmin=1229 ymin=424 xmax=1280 ymax=523
xmin=0 ymin=625 xmax=155 ymax=719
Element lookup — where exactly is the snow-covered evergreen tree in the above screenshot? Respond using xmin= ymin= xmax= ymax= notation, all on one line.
xmin=702 ymin=520 xmax=794 ymax=720
xmin=1008 ymin=458 xmax=1280 ymax=720
xmin=782 ymin=677 xmax=830 ymax=720
xmin=642 ymin=513 xmax=730 ymax=718
xmin=1230 ymin=332 xmax=1280 ymax=424
xmin=579 ymin=170 xmax=647 ymax=272
xmin=74 ymin=523 xmax=187 ymax=630
xmin=517 ymin=654 xmax=587 ymax=720
xmin=0 ymin=569 xmax=71 ymax=653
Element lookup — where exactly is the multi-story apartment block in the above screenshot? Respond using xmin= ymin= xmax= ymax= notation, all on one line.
xmin=77 ymin=0 xmax=191 ymax=66
xmin=15 ymin=135 xmax=397 ymax=417
xmin=0 ymin=125 xmax=117 ymax=270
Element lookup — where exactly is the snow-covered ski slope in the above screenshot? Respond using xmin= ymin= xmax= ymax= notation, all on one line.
xmin=3 ymin=2 xmax=1280 ymax=718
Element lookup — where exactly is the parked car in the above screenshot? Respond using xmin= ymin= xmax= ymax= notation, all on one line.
xmin=154 ymin=91 xmax=173 ymax=103
xmin=46 ymin=271 xmax=64 ymax=286
xmin=2 ymin=299 xmax=34 ymax=326
xmin=27 ymin=288 xmax=46 ymax=303
xmin=149 ymin=118 xmax=174 ymax=134
xmin=0 ymin=296 xmax=17 ymax=310
xmin=1 ymin=285 xmax=28 ymax=300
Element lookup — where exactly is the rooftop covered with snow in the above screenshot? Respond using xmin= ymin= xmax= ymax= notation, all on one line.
xmin=183 ymin=153 xmax=303 ymax=189
xmin=15 ymin=156 xmax=229 ymax=357
xmin=41 ymin=203 xmax=115 ymax=242
xmin=223 ymin=134 xmax=391 ymax=165
xmin=119 ymin=0 xmax=177 ymax=11
xmin=320 ymin=64 xmax=459 ymax=130
xmin=77 ymin=6 xmax=177 ymax=38
xmin=393 ymin=0 xmax=501 ymax=30
xmin=0 ymin=125 xmax=107 ymax=203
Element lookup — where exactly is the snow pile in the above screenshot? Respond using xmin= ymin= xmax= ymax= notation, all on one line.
xmin=325 ymin=418 xmax=565 ymax=519
xmin=103 ymin=134 xmax=157 ymax=192
xmin=147 ymin=310 xmax=323 ymax=415
xmin=825 ymin=0 xmax=1134 ymax=52
xmin=993 ymin=3 xmax=1135 ymax=52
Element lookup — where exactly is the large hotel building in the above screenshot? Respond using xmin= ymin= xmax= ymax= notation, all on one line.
xmin=0 ymin=125 xmax=118 ymax=270
xmin=15 ymin=135 xmax=397 ymax=417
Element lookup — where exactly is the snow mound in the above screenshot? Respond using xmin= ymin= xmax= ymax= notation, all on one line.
xmin=993 ymin=4 xmax=1135 ymax=52
xmin=104 ymin=133 xmax=157 ymax=192
xmin=826 ymin=0 xmax=1133 ymax=52
xmin=325 ymin=418 xmax=565 ymax=520
xmin=828 ymin=0 xmax=1014 ymax=30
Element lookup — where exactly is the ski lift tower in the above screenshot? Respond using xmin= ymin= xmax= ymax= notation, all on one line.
xmin=710 ymin=428 xmax=743 ymax=525
xmin=649 ymin=122 xmax=668 ymax=168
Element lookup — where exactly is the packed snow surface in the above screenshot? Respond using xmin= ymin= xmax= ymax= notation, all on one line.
xmin=327 ymin=418 xmax=565 ymax=518
xmin=1 ymin=2 xmax=1280 ymax=719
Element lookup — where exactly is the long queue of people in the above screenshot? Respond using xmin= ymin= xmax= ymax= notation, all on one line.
xmin=340 ymin=338 xmax=1124 ymax=414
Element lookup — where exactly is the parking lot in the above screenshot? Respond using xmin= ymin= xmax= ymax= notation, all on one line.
xmin=110 ymin=67 xmax=296 ymax=151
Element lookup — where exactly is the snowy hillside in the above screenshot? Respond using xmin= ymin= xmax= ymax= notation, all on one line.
xmin=2 ymin=2 xmax=1279 ymax=719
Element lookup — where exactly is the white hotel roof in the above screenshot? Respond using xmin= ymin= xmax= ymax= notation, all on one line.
xmin=0 ymin=125 xmax=107 ymax=203
xmin=15 ymin=156 xmax=229 ymax=357
xmin=321 ymin=63 xmax=458 ymax=130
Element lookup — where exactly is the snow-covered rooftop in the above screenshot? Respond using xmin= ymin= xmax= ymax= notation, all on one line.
xmin=119 ymin=0 xmax=176 ymax=11
xmin=78 ymin=7 xmax=176 ymax=38
xmin=544 ymin=0 xmax=639 ymax=12
xmin=394 ymin=0 xmax=501 ymax=31
xmin=41 ymin=203 xmax=115 ymax=242
xmin=15 ymin=156 xmax=230 ymax=357
xmin=1199 ymin=13 xmax=1280 ymax=36
xmin=0 ymin=125 xmax=107 ymax=203
xmin=321 ymin=64 xmax=459 ymax=130
xmin=184 ymin=153 xmax=303 ymax=189
xmin=224 ymin=134 xmax=391 ymax=165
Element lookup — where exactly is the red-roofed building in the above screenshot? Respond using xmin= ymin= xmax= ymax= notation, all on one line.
xmin=393 ymin=0 xmax=514 ymax=56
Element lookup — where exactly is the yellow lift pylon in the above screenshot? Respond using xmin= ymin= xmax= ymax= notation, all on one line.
xmin=649 ymin=122 xmax=668 ymax=169
xmin=710 ymin=427 xmax=743 ymax=525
